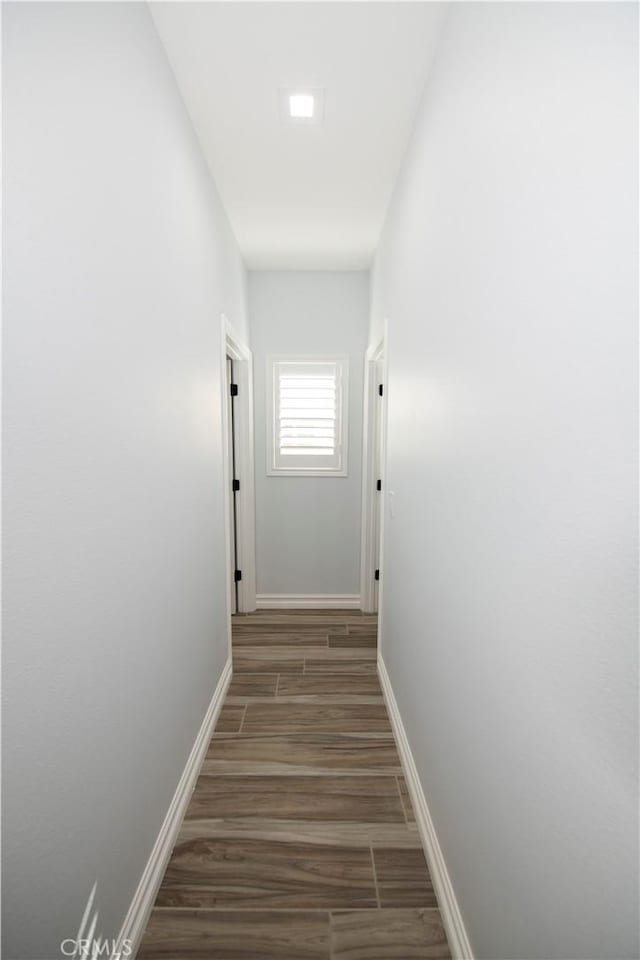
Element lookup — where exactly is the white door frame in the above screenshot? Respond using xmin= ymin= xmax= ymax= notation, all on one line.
xmin=220 ymin=315 xmax=257 ymax=624
xmin=360 ymin=329 xmax=388 ymax=613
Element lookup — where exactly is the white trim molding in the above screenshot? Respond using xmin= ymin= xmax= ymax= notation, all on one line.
xmin=378 ymin=655 xmax=475 ymax=960
xmin=113 ymin=659 xmax=232 ymax=960
xmin=256 ymin=594 xmax=361 ymax=610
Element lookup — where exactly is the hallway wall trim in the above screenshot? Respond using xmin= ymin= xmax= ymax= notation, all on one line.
xmin=256 ymin=593 xmax=361 ymax=609
xmin=114 ymin=657 xmax=232 ymax=959
xmin=378 ymin=655 xmax=475 ymax=960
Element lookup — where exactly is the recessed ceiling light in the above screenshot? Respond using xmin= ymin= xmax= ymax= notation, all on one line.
xmin=289 ymin=93 xmax=315 ymax=119
xmin=279 ymin=88 xmax=324 ymax=124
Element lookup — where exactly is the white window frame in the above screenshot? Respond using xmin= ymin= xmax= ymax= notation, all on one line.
xmin=266 ymin=354 xmax=349 ymax=477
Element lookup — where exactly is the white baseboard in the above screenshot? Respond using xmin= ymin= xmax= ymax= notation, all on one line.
xmin=114 ymin=658 xmax=232 ymax=959
xmin=378 ymin=655 xmax=474 ymax=960
xmin=256 ymin=593 xmax=361 ymax=610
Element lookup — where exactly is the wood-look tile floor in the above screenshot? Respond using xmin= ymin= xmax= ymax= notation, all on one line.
xmin=139 ymin=611 xmax=451 ymax=959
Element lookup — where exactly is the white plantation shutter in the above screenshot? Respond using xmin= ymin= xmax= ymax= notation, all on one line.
xmin=268 ymin=357 xmax=348 ymax=475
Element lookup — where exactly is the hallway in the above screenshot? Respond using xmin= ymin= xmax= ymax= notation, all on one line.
xmin=3 ymin=3 xmax=637 ymax=958
xmin=138 ymin=612 xmax=450 ymax=958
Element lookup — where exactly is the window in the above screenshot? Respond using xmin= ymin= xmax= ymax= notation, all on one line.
xmin=267 ymin=355 xmax=349 ymax=476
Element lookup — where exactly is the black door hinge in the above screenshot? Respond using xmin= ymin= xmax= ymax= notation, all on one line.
xmin=234 ymin=569 xmax=242 ymax=582
xmin=376 ymin=479 xmax=382 ymax=491
xmin=374 ymin=569 xmax=380 ymax=581
xmin=230 ymin=383 xmax=239 ymax=397
xmin=378 ymin=384 xmax=384 ymax=397
xmin=232 ymin=479 xmax=240 ymax=492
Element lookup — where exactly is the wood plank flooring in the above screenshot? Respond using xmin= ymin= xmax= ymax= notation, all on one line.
xmin=138 ymin=611 xmax=450 ymax=959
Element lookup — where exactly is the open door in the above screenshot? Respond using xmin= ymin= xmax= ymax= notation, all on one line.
xmin=221 ymin=316 xmax=257 ymax=624
xmin=360 ymin=337 xmax=387 ymax=613
xmin=373 ymin=357 xmax=385 ymax=610
xmin=226 ymin=355 xmax=239 ymax=614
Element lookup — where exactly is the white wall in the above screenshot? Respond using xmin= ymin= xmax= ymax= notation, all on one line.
xmin=249 ymin=272 xmax=369 ymax=598
xmin=2 ymin=4 xmax=247 ymax=957
xmin=372 ymin=4 xmax=638 ymax=959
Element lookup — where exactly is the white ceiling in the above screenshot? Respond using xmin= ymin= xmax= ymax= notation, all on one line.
xmin=150 ymin=2 xmax=445 ymax=270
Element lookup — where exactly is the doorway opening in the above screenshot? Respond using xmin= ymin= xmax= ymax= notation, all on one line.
xmin=221 ymin=316 xmax=257 ymax=629
xmin=226 ymin=354 xmax=240 ymax=613
xmin=360 ymin=335 xmax=387 ymax=613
